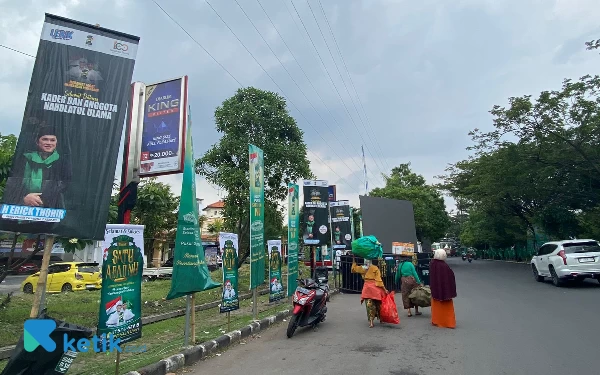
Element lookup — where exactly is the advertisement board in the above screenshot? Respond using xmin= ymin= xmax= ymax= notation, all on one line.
xmin=302 ymin=180 xmax=329 ymax=246
xmin=330 ymin=201 xmax=351 ymax=250
xmin=249 ymin=145 xmax=265 ymax=289
xmin=0 ymin=14 xmax=139 ymax=239
xmin=219 ymin=232 xmax=239 ymax=313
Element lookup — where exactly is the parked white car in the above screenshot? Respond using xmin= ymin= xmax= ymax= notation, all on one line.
xmin=531 ymin=239 xmax=600 ymax=287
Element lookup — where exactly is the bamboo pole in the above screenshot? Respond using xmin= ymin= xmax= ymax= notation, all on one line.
xmin=29 ymin=235 xmax=54 ymax=318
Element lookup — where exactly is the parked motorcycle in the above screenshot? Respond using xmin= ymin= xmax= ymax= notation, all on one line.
xmin=287 ymin=277 xmax=329 ymax=338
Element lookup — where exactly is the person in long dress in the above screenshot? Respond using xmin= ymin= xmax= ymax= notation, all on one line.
xmin=429 ymin=249 xmax=457 ymax=328
xmin=351 ymin=257 xmax=388 ymax=328
xmin=395 ymin=260 xmax=422 ymax=317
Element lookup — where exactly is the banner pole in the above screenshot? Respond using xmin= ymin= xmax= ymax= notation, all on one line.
xmin=184 ymin=294 xmax=191 ymax=346
xmin=30 ymin=235 xmax=54 ymax=318
xmin=227 ymin=311 xmax=231 ymax=332
xmin=115 ymin=352 xmax=121 ymax=375
xmin=252 ymin=288 xmax=258 ymax=320
xmin=190 ymin=293 xmax=196 ymax=345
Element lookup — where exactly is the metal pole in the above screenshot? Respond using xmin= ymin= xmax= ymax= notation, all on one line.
xmin=30 ymin=235 xmax=54 ymax=318
xmin=190 ymin=293 xmax=196 ymax=345
xmin=227 ymin=311 xmax=231 ymax=332
xmin=184 ymin=294 xmax=191 ymax=346
xmin=252 ymin=288 xmax=258 ymax=320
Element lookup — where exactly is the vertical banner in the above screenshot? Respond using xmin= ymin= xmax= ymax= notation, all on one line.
xmin=219 ymin=232 xmax=239 ymax=313
xmin=139 ymin=77 xmax=187 ymax=177
xmin=166 ymin=112 xmax=220 ymax=300
xmin=0 ymin=14 xmax=139 ymax=239
xmin=328 ymin=185 xmax=337 ymax=202
xmin=302 ymin=180 xmax=329 ymax=246
xmin=249 ymin=145 xmax=265 ymax=290
xmin=330 ymin=201 xmax=352 ymax=250
xmin=268 ymin=240 xmax=283 ymax=302
xmin=97 ymin=224 xmax=144 ymax=344
xmin=287 ymin=184 xmax=300 ymax=297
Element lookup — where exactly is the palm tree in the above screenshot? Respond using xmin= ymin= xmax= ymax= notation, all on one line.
xmin=206 ymin=218 xmax=225 ymax=241
xmin=198 ymin=214 xmax=208 ymax=231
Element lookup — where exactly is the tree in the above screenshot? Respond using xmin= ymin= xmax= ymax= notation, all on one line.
xmin=370 ymin=164 xmax=450 ymax=242
xmin=195 ymin=87 xmax=313 ymax=266
xmin=0 ymin=133 xmax=17 ymax=201
xmin=206 ymin=218 xmax=225 ymax=241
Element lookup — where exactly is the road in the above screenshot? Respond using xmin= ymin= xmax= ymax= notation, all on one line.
xmin=184 ymin=258 xmax=600 ymax=375
xmin=0 ymin=275 xmax=27 ymax=295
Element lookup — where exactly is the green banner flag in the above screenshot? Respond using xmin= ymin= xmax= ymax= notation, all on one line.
xmin=249 ymin=144 xmax=265 ymax=289
xmin=98 ymin=224 xmax=144 ymax=344
xmin=219 ymin=232 xmax=239 ymax=313
xmin=166 ymin=114 xmax=220 ymax=300
xmin=287 ymin=184 xmax=299 ymax=297
xmin=268 ymin=240 xmax=284 ymax=302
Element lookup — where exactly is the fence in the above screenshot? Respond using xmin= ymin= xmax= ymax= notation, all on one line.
xmin=475 ymin=247 xmax=537 ymax=263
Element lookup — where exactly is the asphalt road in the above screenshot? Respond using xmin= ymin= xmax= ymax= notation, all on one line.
xmin=184 ymin=258 xmax=600 ymax=375
xmin=0 ymin=275 xmax=27 ymax=295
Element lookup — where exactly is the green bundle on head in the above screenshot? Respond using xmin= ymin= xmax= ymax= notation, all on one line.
xmin=351 ymin=235 xmax=383 ymax=260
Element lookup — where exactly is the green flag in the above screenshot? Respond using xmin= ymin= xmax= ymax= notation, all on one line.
xmin=287 ymin=184 xmax=299 ymax=297
xmin=166 ymin=113 xmax=220 ymax=300
xmin=268 ymin=240 xmax=283 ymax=302
xmin=249 ymin=144 xmax=266 ymax=289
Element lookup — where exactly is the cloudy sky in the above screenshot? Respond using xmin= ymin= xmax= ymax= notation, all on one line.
xmin=1 ymin=0 xmax=599 ymax=212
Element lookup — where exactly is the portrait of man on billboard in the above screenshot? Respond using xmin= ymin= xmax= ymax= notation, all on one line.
xmin=3 ymin=124 xmax=72 ymax=209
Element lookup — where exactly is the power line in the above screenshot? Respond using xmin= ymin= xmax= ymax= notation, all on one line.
xmin=0 ymin=44 xmax=35 ymax=58
xmin=153 ymin=1 xmax=360 ymax=194
xmin=233 ymin=0 xmax=363 ymax=182
xmin=285 ymin=0 xmax=386 ymax=186
xmin=304 ymin=0 xmax=388 ymax=179
xmin=317 ymin=0 xmax=392 ymax=174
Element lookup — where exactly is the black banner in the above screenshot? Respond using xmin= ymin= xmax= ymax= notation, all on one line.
xmin=0 ymin=14 xmax=139 ymax=239
xmin=302 ymin=181 xmax=329 ymax=246
xmin=330 ymin=201 xmax=351 ymax=250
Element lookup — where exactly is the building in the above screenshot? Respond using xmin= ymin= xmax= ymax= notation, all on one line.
xmin=201 ymin=200 xmax=225 ymax=240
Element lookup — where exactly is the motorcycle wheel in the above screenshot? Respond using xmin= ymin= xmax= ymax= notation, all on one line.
xmin=468 ymin=258 xmax=472 ymax=263
xmin=286 ymin=313 xmax=301 ymax=338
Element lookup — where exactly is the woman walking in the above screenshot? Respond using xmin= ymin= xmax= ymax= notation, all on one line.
xmin=395 ymin=259 xmax=422 ymax=317
xmin=351 ymin=258 xmax=388 ymax=328
xmin=429 ymin=249 xmax=457 ymax=328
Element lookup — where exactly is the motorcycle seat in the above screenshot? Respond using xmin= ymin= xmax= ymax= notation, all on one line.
xmin=315 ymin=289 xmax=325 ymax=300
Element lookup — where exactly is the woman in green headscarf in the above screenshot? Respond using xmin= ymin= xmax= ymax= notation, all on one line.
xmin=4 ymin=125 xmax=71 ymax=209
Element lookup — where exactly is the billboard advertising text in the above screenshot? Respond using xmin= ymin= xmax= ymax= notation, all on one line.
xmin=330 ymin=201 xmax=351 ymax=250
xmin=302 ymin=180 xmax=329 ymax=246
xmin=0 ymin=14 xmax=139 ymax=239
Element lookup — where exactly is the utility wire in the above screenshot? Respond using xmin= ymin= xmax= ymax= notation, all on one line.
xmin=304 ymin=0 xmax=388 ymax=179
xmin=285 ymin=0 xmax=386 ymax=186
xmin=153 ymin=0 xmax=360 ymax=194
xmin=317 ymin=0 xmax=392 ymax=174
xmin=233 ymin=0 xmax=363 ymax=182
xmin=0 ymin=44 xmax=35 ymax=58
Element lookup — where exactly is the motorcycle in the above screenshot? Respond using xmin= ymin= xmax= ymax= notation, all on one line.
xmin=462 ymin=252 xmax=473 ymax=263
xmin=462 ymin=252 xmax=467 ymax=261
xmin=287 ymin=277 xmax=329 ymax=338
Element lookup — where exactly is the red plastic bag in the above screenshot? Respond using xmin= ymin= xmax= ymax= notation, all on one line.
xmin=380 ymin=291 xmax=400 ymax=324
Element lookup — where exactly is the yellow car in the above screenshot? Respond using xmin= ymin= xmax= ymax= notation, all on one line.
xmin=22 ymin=262 xmax=102 ymax=294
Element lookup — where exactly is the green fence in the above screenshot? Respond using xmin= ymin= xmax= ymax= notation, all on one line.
xmin=475 ymin=247 xmax=537 ymax=262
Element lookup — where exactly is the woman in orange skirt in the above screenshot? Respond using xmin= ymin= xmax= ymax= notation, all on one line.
xmin=351 ymin=257 xmax=388 ymax=328
xmin=429 ymin=249 xmax=457 ymax=328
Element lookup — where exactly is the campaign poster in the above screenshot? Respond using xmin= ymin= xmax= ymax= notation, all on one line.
xmin=0 ymin=14 xmax=139 ymax=240
xmin=249 ymin=145 xmax=265 ymax=289
xmin=287 ymin=184 xmax=299 ymax=297
xmin=328 ymin=185 xmax=336 ymax=202
xmin=268 ymin=239 xmax=284 ymax=302
xmin=219 ymin=232 xmax=239 ymax=313
xmin=330 ymin=201 xmax=352 ymax=250
xmin=302 ymin=180 xmax=329 ymax=246
xmin=97 ymin=224 xmax=144 ymax=344
xmin=139 ymin=77 xmax=187 ymax=177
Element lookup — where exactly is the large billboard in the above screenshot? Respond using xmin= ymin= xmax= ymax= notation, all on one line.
xmin=302 ymin=180 xmax=329 ymax=246
xmin=139 ymin=77 xmax=187 ymax=177
xmin=0 ymin=14 xmax=139 ymax=240
xmin=330 ymin=201 xmax=352 ymax=250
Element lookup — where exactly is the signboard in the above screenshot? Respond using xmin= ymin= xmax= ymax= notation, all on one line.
xmin=268 ymin=239 xmax=284 ymax=302
xmin=287 ymin=184 xmax=300 ymax=297
xmin=330 ymin=201 xmax=351 ymax=250
xmin=219 ymin=232 xmax=239 ymax=313
xmin=166 ymin=113 xmax=219 ymax=300
xmin=302 ymin=180 xmax=329 ymax=246
xmin=328 ymin=185 xmax=336 ymax=202
xmin=204 ymin=245 xmax=219 ymax=268
xmin=97 ymin=224 xmax=144 ymax=344
xmin=0 ymin=14 xmax=139 ymax=239
xmin=249 ymin=145 xmax=265 ymax=289
xmin=139 ymin=77 xmax=187 ymax=176
xmin=392 ymin=242 xmax=415 ymax=256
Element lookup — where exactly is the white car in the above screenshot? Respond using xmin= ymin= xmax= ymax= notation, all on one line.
xmin=531 ymin=239 xmax=600 ymax=287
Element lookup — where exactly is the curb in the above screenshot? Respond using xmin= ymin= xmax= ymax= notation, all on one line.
xmin=124 ymin=289 xmax=339 ymax=375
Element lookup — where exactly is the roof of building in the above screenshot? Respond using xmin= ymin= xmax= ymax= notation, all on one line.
xmin=203 ymin=200 xmax=225 ymax=210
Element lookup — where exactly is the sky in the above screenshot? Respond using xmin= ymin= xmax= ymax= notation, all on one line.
xmin=1 ymin=0 xmax=599 ymax=214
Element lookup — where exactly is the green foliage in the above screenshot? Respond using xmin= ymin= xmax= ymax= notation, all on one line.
xmin=56 ymin=237 xmax=94 ymax=253
xmin=0 ymin=133 xmax=17 ymax=201
xmin=370 ymin=163 xmax=450 ymax=242
xmin=195 ymin=87 xmax=313 ymax=263
xmin=206 ymin=218 xmax=224 ymax=239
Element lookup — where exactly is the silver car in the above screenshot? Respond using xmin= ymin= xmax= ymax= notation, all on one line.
xmin=531 ymin=239 xmax=600 ymax=287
